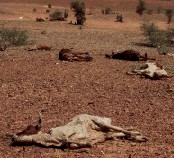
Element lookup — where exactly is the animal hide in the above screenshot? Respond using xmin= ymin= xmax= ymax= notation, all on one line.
xmin=105 ymin=50 xmax=154 ymax=61
xmin=59 ymin=49 xmax=93 ymax=62
xmin=12 ymin=114 xmax=147 ymax=149
xmin=127 ymin=62 xmax=170 ymax=79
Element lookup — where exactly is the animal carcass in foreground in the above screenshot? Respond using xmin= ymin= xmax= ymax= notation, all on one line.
xmin=105 ymin=50 xmax=155 ymax=61
xmin=127 ymin=62 xmax=170 ymax=79
xmin=12 ymin=114 xmax=147 ymax=149
xmin=59 ymin=49 xmax=93 ymax=61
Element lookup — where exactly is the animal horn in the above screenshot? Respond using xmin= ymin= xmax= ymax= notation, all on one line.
xmin=36 ymin=112 xmax=42 ymax=130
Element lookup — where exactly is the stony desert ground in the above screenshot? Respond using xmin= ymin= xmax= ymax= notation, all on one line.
xmin=0 ymin=0 xmax=174 ymax=158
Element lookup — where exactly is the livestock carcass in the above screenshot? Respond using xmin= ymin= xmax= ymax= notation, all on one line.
xmin=59 ymin=48 xmax=93 ymax=61
xmin=12 ymin=114 xmax=147 ymax=149
xmin=105 ymin=50 xmax=155 ymax=61
xmin=26 ymin=44 xmax=52 ymax=51
xmin=127 ymin=62 xmax=170 ymax=79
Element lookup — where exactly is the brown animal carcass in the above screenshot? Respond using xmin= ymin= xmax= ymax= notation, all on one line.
xmin=105 ymin=50 xmax=154 ymax=61
xmin=59 ymin=48 xmax=93 ymax=61
xmin=12 ymin=114 xmax=147 ymax=149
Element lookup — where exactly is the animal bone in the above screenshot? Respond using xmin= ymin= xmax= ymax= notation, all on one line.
xmin=59 ymin=49 xmax=93 ymax=62
xmin=12 ymin=114 xmax=147 ymax=149
xmin=127 ymin=62 xmax=170 ymax=79
xmin=105 ymin=50 xmax=155 ymax=61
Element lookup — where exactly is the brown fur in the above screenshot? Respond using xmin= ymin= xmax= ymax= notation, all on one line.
xmin=105 ymin=50 xmax=155 ymax=61
xmin=59 ymin=48 xmax=93 ymax=61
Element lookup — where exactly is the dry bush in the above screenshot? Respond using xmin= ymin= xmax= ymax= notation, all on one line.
xmin=71 ymin=0 xmax=86 ymax=25
xmin=136 ymin=0 xmax=146 ymax=16
xmin=101 ymin=7 xmax=112 ymax=15
xmin=0 ymin=27 xmax=29 ymax=46
xmin=48 ymin=4 xmax=52 ymax=9
xmin=49 ymin=10 xmax=65 ymax=21
xmin=33 ymin=8 xmax=37 ymax=12
xmin=165 ymin=9 xmax=174 ymax=24
xmin=46 ymin=9 xmax=51 ymax=13
xmin=145 ymin=9 xmax=153 ymax=15
xmin=141 ymin=22 xmax=174 ymax=54
xmin=115 ymin=13 xmax=123 ymax=22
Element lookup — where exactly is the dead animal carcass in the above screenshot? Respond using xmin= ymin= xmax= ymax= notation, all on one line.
xmin=12 ymin=114 xmax=147 ymax=149
xmin=127 ymin=62 xmax=170 ymax=79
xmin=59 ymin=49 xmax=93 ymax=62
xmin=105 ymin=50 xmax=154 ymax=61
xmin=26 ymin=44 xmax=52 ymax=51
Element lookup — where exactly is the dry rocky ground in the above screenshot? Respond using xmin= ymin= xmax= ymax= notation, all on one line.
xmin=0 ymin=1 xmax=174 ymax=158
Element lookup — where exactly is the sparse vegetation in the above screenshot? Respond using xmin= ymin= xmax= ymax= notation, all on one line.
xmin=157 ymin=7 xmax=163 ymax=14
xmin=105 ymin=7 xmax=112 ymax=14
xmin=165 ymin=9 xmax=174 ymax=24
xmin=33 ymin=7 xmax=37 ymax=12
xmin=141 ymin=22 xmax=174 ymax=54
xmin=116 ymin=13 xmax=123 ymax=22
xmin=71 ymin=0 xmax=86 ymax=25
xmin=41 ymin=30 xmax=46 ymax=35
xmin=101 ymin=7 xmax=112 ymax=14
xmin=0 ymin=27 xmax=29 ymax=46
xmin=46 ymin=9 xmax=51 ymax=13
xmin=64 ymin=9 xmax=69 ymax=18
xmin=49 ymin=10 xmax=65 ymax=21
xmin=145 ymin=9 xmax=153 ymax=15
xmin=136 ymin=0 xmax=146 ymax=16
xmin=101 ymin=9 xmax=105 ymax=14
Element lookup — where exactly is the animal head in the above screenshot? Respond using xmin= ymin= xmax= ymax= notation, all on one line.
xmin=15 ymin=112 xmax=42 ymax=136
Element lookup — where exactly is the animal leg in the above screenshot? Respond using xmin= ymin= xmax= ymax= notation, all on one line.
xmin=92 ymin=119 xmax=147 ymax=142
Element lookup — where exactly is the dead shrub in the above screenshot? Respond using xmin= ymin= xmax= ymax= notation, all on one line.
xmin=140 ymin=22 xmax=174 ymax=54
xmin=0 ymin=27 xmax=29 ymax=46
xmin=49 ymin=10 xmax=65 ymax=21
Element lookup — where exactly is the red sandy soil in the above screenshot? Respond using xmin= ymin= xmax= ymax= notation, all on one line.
xmin=0 ymin=1 xmax=174 ymax=158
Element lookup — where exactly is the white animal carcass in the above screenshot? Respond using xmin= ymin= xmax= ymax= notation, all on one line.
xmin=12 ymin=114 xmax=147 ymax=149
